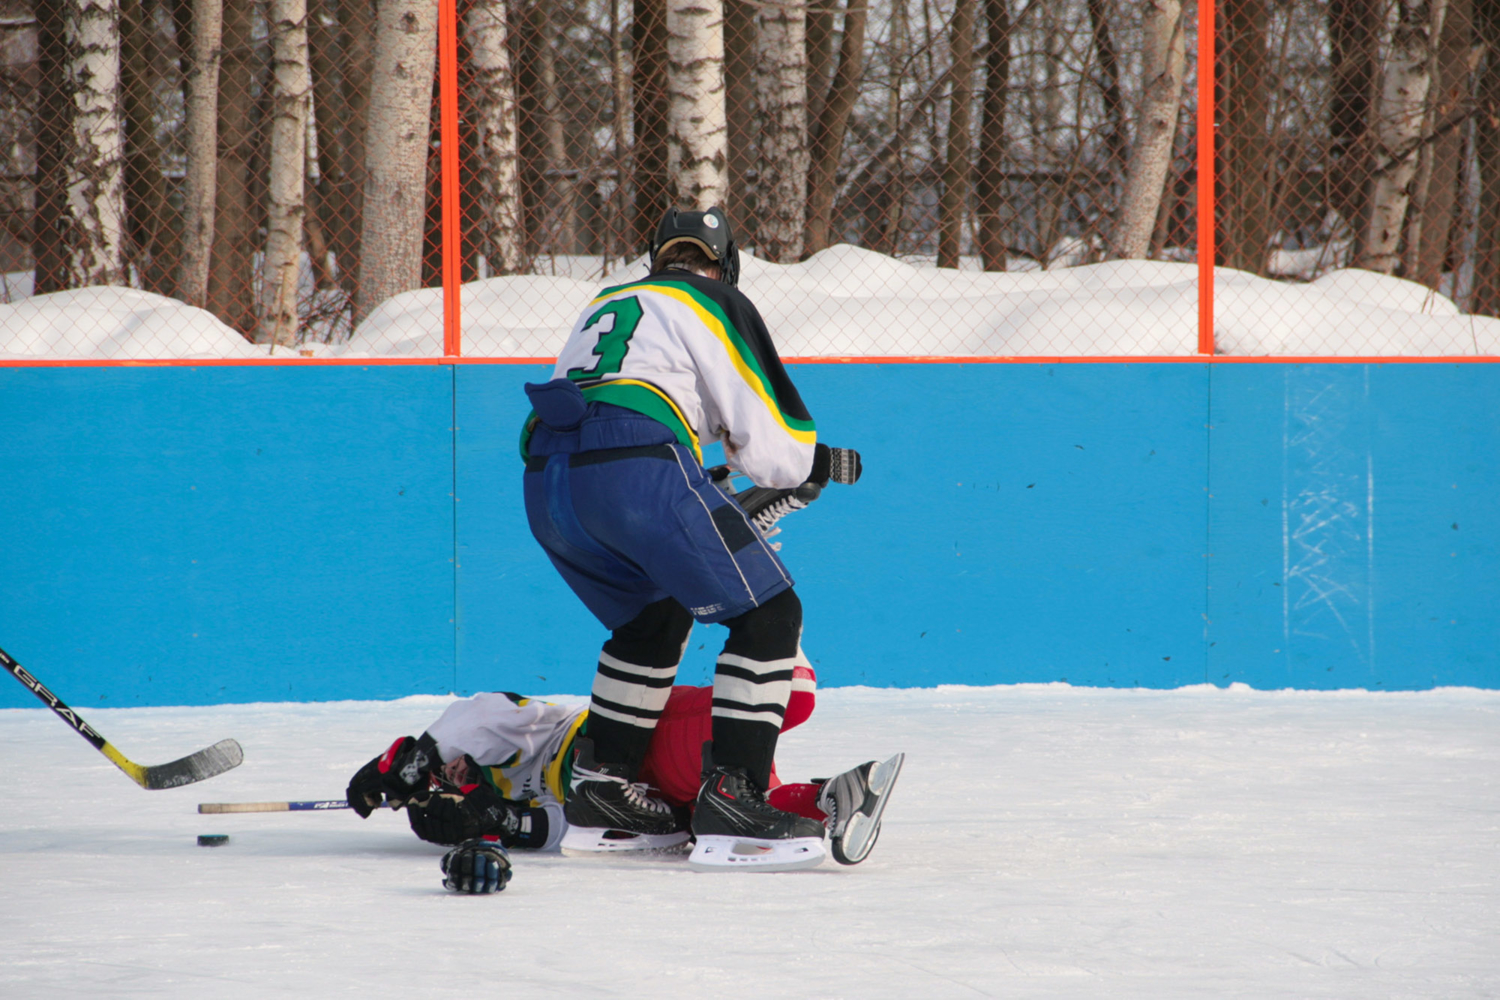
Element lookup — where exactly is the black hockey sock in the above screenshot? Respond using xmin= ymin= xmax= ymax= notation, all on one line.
xmin=586 ymin=598 xmax=693 ymax=774
xmin=710 ymin=588 xmax=802 ymax=789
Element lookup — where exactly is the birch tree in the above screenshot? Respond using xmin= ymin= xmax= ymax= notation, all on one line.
xmin=665 ymin=0 xmax=727 ymax=209
xmin=355 ymin=0 xmax=437 ymax=325
xmin=64 ymin=0 xmax=128 ymax=287
xmin=263 ymin=0 xmax=310 ymax=344
xmin=1113 ymin=0 xmax=1184 ymax=260
xmin=466 ymin=0 xmax=523 ymax=275
xmin=755 ymin=0 xmax=807 ymax=261
xmin=1409 ymin=0 xmax=1471 ymax=287
xmin=179 ymin=0 xmax=221 ymax=309
xmin=1358 ymin=0 xmax=1447 ymax=274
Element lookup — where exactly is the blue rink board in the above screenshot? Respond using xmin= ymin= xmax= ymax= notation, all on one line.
xmin=0 ymin=361 xmax=1495 ymax=708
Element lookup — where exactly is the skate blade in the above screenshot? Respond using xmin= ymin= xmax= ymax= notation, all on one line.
xmin=833 ymin=752 xmax=905 ymax=866
xmin=559 ymin=826 xmax=691 ymax=856
xmin=688 ymin=835 xmax=826 ymax=872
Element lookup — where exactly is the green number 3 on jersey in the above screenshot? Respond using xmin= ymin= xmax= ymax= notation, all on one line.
xmin=567 ymin=296 xmax=644 ymax=382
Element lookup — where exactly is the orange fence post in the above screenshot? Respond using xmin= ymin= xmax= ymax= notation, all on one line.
xmin=1197 ymin=0 xmax=1216 ymax=356
xmin=438 ymin=0 xmax=462 ymax=358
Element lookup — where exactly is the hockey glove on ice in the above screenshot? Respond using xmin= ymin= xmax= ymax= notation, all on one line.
xmin=346 ymin=733 xmax=443 ymax=818
xmin=441 ymin=838 xmax=512 ymax=894
xmin=407 ymin=772 xmax=550 ymax=848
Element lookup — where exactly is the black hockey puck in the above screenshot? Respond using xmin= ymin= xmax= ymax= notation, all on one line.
xmin=197 ymin=834 xmax=230 ymax=847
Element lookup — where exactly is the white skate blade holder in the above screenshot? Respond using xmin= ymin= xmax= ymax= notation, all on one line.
xmin=560 ymin=826 xmax=691 ymax=856
xmin=688 ymin=835 xmax=827 ymax=872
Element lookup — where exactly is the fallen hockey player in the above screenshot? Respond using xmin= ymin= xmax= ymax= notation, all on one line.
xmin=346 ymin=658 xmax=903 ymax=890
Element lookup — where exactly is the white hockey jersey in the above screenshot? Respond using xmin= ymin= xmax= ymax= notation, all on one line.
xmin=424 ymin=692 xmax=586 ymax=851
xmin=549 ymin=272 xmax=818 ymax=489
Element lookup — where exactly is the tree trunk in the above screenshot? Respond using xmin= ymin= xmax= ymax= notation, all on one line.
xmin=1113 ymin=0 xmax=1184 ymax=260
xmin=1471 ymin=1 xmax=1500 ymax=315
xmin=754 ymin=0 xmax=806 ymax=261
xmin=804 ymin=0 xmax=867 ymax=255
xmin=976 ymin=0 xmax=1010 ymax=271
xmin=121 ymin=0 xmax=172 ymax=294
xmin=355 ymin=0 xmax=437 ymax=325
xmin=208 ymin=0 xmax=258 ymax=335
xmin=665 ymin=0 xmax=726 ymax=209
xmin=536 ymin=3 xmax=574 ymax=253
xmin=34 ymin=1 xmax=71 ymax=294
xmin=1087 ymin=0 xmax=1127 ymax=181
xmin=466 ymin=0 xmax=523 ymax=275
xmin=64 ymin=0 xmax=128 ymax=287
xmin=1217 ymin=0 xmax=1270 ymax=273
xmin=1327 ymin=0 xmax=1378 ymax=237
xmin=1358 ymin=0 xmax=1446 ymax=274
xmin=724 ymin=0 xmax=756 ymax=234
xmin=1409 ymin=0 xmax=1470 ymax=288
xmin=632 ymin=0 xmax=669 ymax=247
xmin=307 ymin=0 xmax=343 ymax=289
xmin=938 ymin=0 xmax=976 ymax=269
xmin=263 ymin=0 xmax=310 ymax=344
xmin=333 ymin=0 xmax=374 ymax=293
xmin=179 ymin=0 xmax=221 ymax=309
xmin=805 ymin=0 xmax=833 ymax=128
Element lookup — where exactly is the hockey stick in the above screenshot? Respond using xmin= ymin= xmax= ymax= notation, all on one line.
xmin=199 ymin=799 xmax=349 ymax=814
xmin=1 ymin=644 xmax=244 ymax=790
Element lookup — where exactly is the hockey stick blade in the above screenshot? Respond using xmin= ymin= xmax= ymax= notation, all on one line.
xmin=199 ymin=799 xmax=349 ymax=814
xmin=2 ymin=644 xmax=244 ymax=790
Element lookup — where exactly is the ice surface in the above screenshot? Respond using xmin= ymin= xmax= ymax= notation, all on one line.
xmin=3 ymin=684 xmax=1497 ymax=998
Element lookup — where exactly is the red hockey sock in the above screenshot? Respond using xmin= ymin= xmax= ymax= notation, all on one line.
xmin=767 ymin=782 xmax=826 ymax=821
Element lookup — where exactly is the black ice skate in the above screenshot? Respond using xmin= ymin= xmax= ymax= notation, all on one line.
xmin=559 ymin=738 xmax=689 ymax=855
xmin=689 ymin=764 xmax=827 ymax=872
xmin=816 ymin=752 xmax=905 ymax=865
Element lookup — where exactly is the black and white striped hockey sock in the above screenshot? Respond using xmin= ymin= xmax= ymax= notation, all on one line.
xmin=710 ymin=588 xmax=802 ymax=788
xmin=585 ymin=598 xmax=693 ymax=774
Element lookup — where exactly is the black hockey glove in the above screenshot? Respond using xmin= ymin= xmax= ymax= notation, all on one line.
xmin=407 ymin=774 xmax=549 ymax=848
xmin=441 ymin=838 xmax=513 ymax=894
xmin=345 ymin=733 xmax=443 ymax=818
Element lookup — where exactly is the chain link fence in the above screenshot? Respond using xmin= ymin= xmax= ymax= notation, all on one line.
xmin=0 ymin=0 xmax=1495 ymax=360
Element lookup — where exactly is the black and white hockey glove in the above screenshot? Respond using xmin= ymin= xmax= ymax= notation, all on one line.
xmin=810 ymin=443 xmax=862 ymax=487
xmin=709 ymin=444 xmax=862 ymax=535
xmin=407 ymin=773 xmax=550 ymax=848
xmin=441 ymin=838 xmax=513 ymax=894
xmin=345 ymin=734 xmax=443 ymax=818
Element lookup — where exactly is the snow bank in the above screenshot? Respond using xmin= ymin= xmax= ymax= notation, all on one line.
xmin=5 ymin=246 xmax=1500 ymax=359
xmin=0 ymin=287 xmax=264 ymax=361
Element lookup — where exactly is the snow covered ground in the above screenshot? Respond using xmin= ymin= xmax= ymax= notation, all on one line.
xmin=3 ymin=683 xmax=1496 ymax=999
xmin=4 ymin=245 xmax=1498 ymax=359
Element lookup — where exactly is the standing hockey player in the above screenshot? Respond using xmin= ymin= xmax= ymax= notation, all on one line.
xmin=519 ymin=206 xmax=859 ymax=870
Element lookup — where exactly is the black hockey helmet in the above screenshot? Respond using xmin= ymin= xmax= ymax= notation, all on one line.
xmin=650 ymin=206 xmax=740 ymax=287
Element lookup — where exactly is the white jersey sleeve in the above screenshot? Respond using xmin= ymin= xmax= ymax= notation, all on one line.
xmin=552 ymin=273 xmax=817 ymax=488
xmin=424 ymin=692 xmax=588 ymax=809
